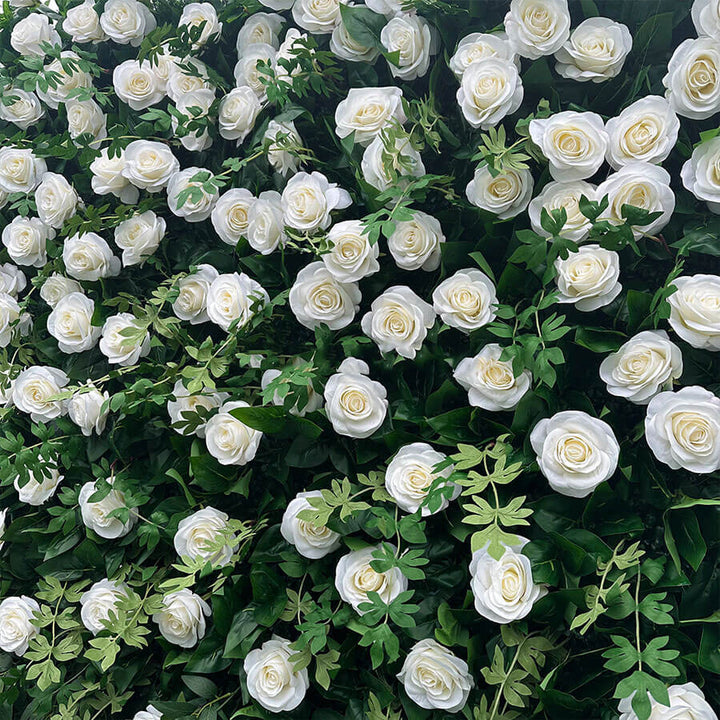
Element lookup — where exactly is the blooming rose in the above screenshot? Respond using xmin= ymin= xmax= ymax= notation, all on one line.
xmin=12 ymin=366 xmax=69 ymax=422
xmin=0 ymin=147 xmax=47 ymax=194
xmin=449 ymin=32 xmax=518 ymax=78
xmin=0 ymin=293 xmax=27 ymax=348
xmin=381 ymin=13 xmax=438 ymax=81
xmin=289 ymin=262 xmax=361 ymax=331
xmin=529 ymin=111 xmax=608 ymax=181
xmin=204 ymin=400 xmax=263 ymax=466
xmin=166 ymin=59 xmax=214 ymax=103
xmin=335 ymin=545 xmax=408 ymax=614
xmin=247 ymin=191 xmax=285 ymax=255
xmin=0 ymin=596 xmax=39 ymax=656
xmin=2 ymin=216 xmax=52 ymax=268
xmin=528 ymin=180 xmax=597 ymax=241
xmin=554 ymin=244 xmax=622 ymax=312
xmin=47 ymin=292 xmax=100 ymax=354
xmin=0 ymin=264 xmax=26 ymax=298
xmin=334 ymin=87 xmax=406 ymax=146
xmin=530 ymin=410 xmax=620 ymax=497
xmin=282 ymin=171 xmax=351 ymax=233
xmin=133 ymin=706 xmax=162 ymax=720
xmin=454 ymin=345 xmax=532 ymax=411
xmin=68 ymin=384 xmax=110 ymax=436
xmin=244 ymin=637 xmax=309 ymax=713
xmin=236 ymin=12 xmax=283 ymax=49
xmin=167 ymin=379 xmax=228 ymax=437
xmin=63 ymin=233 xmax=121 ymax=281
xmin=172 ymin=264 xmax=219 ymax=325
xmin=265 ymin=120 xmax=302 ymax=176
xmin=90 ymin=149 xmax=139 ymax=205
xmin=14 ymin=461 xmax=63 ymax=505
xmin=79 ymin=479 xmax=136 ymax=539
xmin=206 ymin=272 xmax=269 ymax=332
xmin=10 ymin=13 xmax=60 ymax=57
xmin=599 ymin=330 xmax=683 ymax=405
xmin=35 ymin=173 xmax=78 ymax=230
xmin=605 ymin=96 xmax=679 ymax=169
xmin=99 ymin=313 xmax=151 ymax=366
xmin=365 ymin=0 xmax=403 ymax=13
xmin=40 ymin=274 xmax=83 ymax=308
xmin=63 ymin=1 xmax=107 ymax=43
xmin=361 ymin=286 xmax=435 ymax=359
xmin=470 ymin=539 xmax=547 ymax=623
xmin=292 ymin=0 xmax=341 ymax=34
xmin=692 ymin=0 xmax=720 ymax=39
xmin=167 ymin=167 xmax=219 ymax=222
xmin=466 ymin=165 xmax=533 ymax=219
xmin=262 ymin=363 xmax=322 ymax=417
xmin=234 ymin=42 xmax=277 ymax=100
xmin=663 ymin=37 xmax=720 ymax=120
xmin=211 ymin=189 xmax=255 ymax=246
xmin=280 ymin=490 xmax=341 ymax=559
xmin=218 ymin=87 xmax=262 ymax=144
xmin=323 ymin=220 xmax=379 ymax=282
xmin=385 ymin=443 xmax=457 ymax=515
xmin=618 ymin=682 xmax=718 ymax=720
xmin=668 ymin=274 xmax=720 ymax=350
xmin=330 ymin=16 xmax=380 ymax=63
xmin=114 ymin=210 xmax=166 ymax=267
xmin=361 ymin=134 xmax=426 ymax=193
xmin=100 ymin=0 xmax=157 ymax=46
xmin=66 ymin=99 xmax=107 ymax=145
xmin=504 ymin=0 xmax=571 ymax=59
xmin=682 ymin=136 xmax=720 ymax=213
xmin=36 ymin=52 xmax=93 ymax=110
xmin=172 ymin=89 xmax=216 ymax=152
xmin=153 ymin=589 xmax=210 ymax=648
xmin=645 ymin=386 xmax=720 ymax=474
xmin=179 ymin=2 xmax=222 ymax=46
xmin=432 ymin=269 xmax=498 ymax=332
xmin=387 ymin=211 xmax=444 ymax=272
xmin=122 ymin=141 xmax=179 ymax=193
xmin=397 ymin=639 xmax=472 ymax=713
xmin=0 ymin=88 xmax=44 ymax=130
xmin=79 ymin=579 xmax=128 ymax=634
xmin=174 ymin=507 xmax=236 ymax=566
xmin=113 ymin=59 xmax=164 ymax=110
xmin=324 ymin=365 xmax=388 ymax=439
xmin=457 ymin=58 xmax=523 ymax=129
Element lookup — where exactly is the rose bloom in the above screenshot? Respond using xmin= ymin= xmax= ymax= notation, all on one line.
xmin=79 ymin=579 xmax=128 ymax=634
xmin=10 ymin=13 xmax=60 ymax=57
xmin=2 ymin=217 xmax=53 ymax=268
xmin=63 ymin=1 xmax=107 ymax=43
xmin=528 ymin=180 xmax=597 ymax=241
xmin=100 ymin=0 xmax=157 ymax=46
xmin=449 ymin=32 xmax=518 ymax=79
xmin=12 ymin=366 xmax=69 ymax=423
xmin=504 ymin=0 xmax=571 ymax=59
xmin=99 ymin=313 xmax=151 ymax=366
xmin=113 ymin=59 xmax=165 ymax=111
xmin=470 ymin=539 xmax=547 ymax=623
xmin=79 ymin=479 xmax=136 ymax=539
xmin=0 ymin=293 xmax=27 ymax=348
xmin=211 ymin=189 xmax=255 ymax=246
xmin=663 ymin=37 xmax=720 ymax=120
xmin=265 ymin=120 xmax=303 ymax=176
xmin=63 ymin=233 xmax=121 ymax=282
xmin=387 ymin=211 xmax=444 ymax=272
xmin=0 ymin=88 xmax=44 ymax=130
xmin=66 ymin=98 xmax=108 ymax=146
xmin=36 ymin=52 xmax=93 ymax=110
xmin=454 ymin=345 xmax=532 ymax=411
xmin=172 ymin=89 xmax=216 ymax=152
xmin=530 ymin=410 xmax=620 ymax=498
xmin=90 ymin=149 xmax=139 ymax=205
xmin=330 ymin=17 xmax=380 ymax=63
xmin=682 ymin=136 xmax=720 ymax=213
xmin=618 ymin=682 xmax=717 ymax=720
xmin=0 ymin=147 xmax=47 ymax=194
xmin=122 ymin=140 xmax=179 ymax=193
xmin=0 ymin=263 xmax=26 ymax=298
xmin=14 ymin=462 xmax=63 ymax=506
xmin=179 ymin=2 xmax=222 ymax=46
xmin=668 ymin=274 xmax=720 ymax=350
xmin=153 ymin=589 xmax=210 ymax=648
xmin=262 ymin=362 xmax=323 ymax=417
xmin=692 ymin=0 xmax=720 ymax=39
xmin=281 ymin=171 xmax=351 ymax=233
xmin=236 ymin=12 xmax=283 ymax=49
xmin=174 ymin=507 xmax=236 ymax=566
xmin=206 ymin=272 xmax=269 ymax=332
xmin=554 ymin=244 xmax=622 ymax=312
xmin=172 ymin=264 xmax=219 ymax=325
xmin=68 ymin=384 xmax=110 ymax=437
xmin=645 ymin=386 xmax=720 ymax=474
xmin=218 ymin=87 xmax=262 ymax=144
xmin=433 ymin=269 xmax=498 ymax=333
xmin=292 ymin=0 xmax=341 ymax=34
xmin=114 ymin=210 xmax=166 ymax=267
xmin=334 ymin=86 xmax=406 ymax=146
xmin=133 ymin=706 xmax=162 ymax=720
xmin=323 ymin=220 xmax=380 ymax=283
xmin=167 ymin=167 xmax=219 ymax=223
xmin=466 ymin=165 xmax=533 ymax=219
xmin=46 ymin=292 xmax=100 ymax=354
xmin=281 ymin=490 xmax=341 ymax=559
xmin=234 ymin=42 xmax=276 ymax=101
xmin=248 ymin=191 xmax=286 ymax=255
xmin=166 ymin=60 xmax=215 ymax=103
xmin=167 ymin=380 xmax=228 ymax=438
xmin=204 ymin=400 xmax=263 ymax=466
xmin=0 ymin=596 xmax=40 ymax=656
xmin=381 ymin=12 xmax=438 ymax=81
xmin=361 ymin=134 xmax=426 ymax=193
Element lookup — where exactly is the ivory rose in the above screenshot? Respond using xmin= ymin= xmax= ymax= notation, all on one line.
xmin=667 ymin=274 xmax=720 ymax=350
xmin=663 ymin=37 xmax=720 ymax=119
xmin=554 ymin=244 xmax=622 ymax=312
xmin=528 ymin=181 xmax=597 ymax=241
xmin=334 ymin=87 xmax=406 ymax=146
xmin=681 ymin=136 xmax=720 ymax=212
xmin=504 ymin=0 xmax=571 ymax=60
xmin=281 ymin=490 xmax=341 ymax=559
xmin=204 ymin=400 xmax=263 ymax=466
xmin=466 ymin=165 xmax=533 ymax=219
xmin=387 ymin=211 xmax=444 ymax=272
xmin=173 ymin=507 xmax=236 ymax=566
xmin=153 ymin=589 xmax=210 ymax=648
xmin=457 ymin=58 xmax=524 ymax=129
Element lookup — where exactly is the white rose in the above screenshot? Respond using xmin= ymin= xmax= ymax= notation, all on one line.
xmin=504 ymin=0 xmax=570 ymax=59
xmin=2 ymin=217 xmax=52 ymax=268
xmin=12 ymin=366 xmax=69 ymax=422
xmin=172 ymin=89 xmax=216 ymax=153
xmin=0 ymin=147 xmax=47 ymax=194
xmin=0 ymin=88 xmax=44 ymax=130
xmin=68 ymin=384 xmax=110 ymax=436
xmin=63 ymin=233 xmax=121 ymax=281
xmin=330 ymin=15 xmax=380 ymax=63
xmin=179 ymin=2 xmax=222 ymax=46
xmin=663 ymin=37 xmax=720 ymax=120
xmin=554 ymin=244 xmax=621 ymax=312
xmin=692 ymin=0 xmax=720 ymax=39
xmin=470 ymin=539 xmax=546 ymax=623
xmin=113 ymin=59 xmax=165 ymax=111
xmin=206 ymin=272 xmax=269 ymax=332
xmin=63 ymin=1 xmax=107 ymax=43
xmin=122 ymin=140 xmax=179 ymax=193
xmin=280 ymin=490 xmax=341 ymax=559
xmin=114 ymin=210 xmax=166 ymax=267
xmin=334 ymin=87 xmax=406 ymax=146
xmin=261 ymin=363 xmax=322 ymax=417
xmin=292 ymin=0 xmax=341 ymax=34
xmin=10 ymin=13 xmax=60 ymax=57
xmin=289 ymin=261 xmax=361 ymax=331
xmin=167 ymin=379 xmax=228 ymax=438
xmin=90 ymin=149 xmax=139 ymax=205
xmin=529 ymin=111 xmax=608 ymax=181
xmin=35 ymin=172 xmax=79 ymax=230
xmin=40 ymin=274 xmax=83 ymax=308
xmin=0 ymin=264 xmax=26 ymax=298
xmin=324 ymin=367 xmax=388 ymax=439
xmin=668 ymin=274 xmax=720 ymax=350
xmin=619 ymin=682 xmax=717 ymax=720
xmin=397 ymin=639 xmax=472 ymax=713
xmin=100 ymin=0 xmax=156 ymax=46
xmin=361 ymin=134 xmax=426 ymax=193
xmin=79 ymin=479 xmax=136 ymax=539
xmin=79 ymin=579 xmax=127 ymax=634
xmin=36 ymin=52 xmax=93 ymax=110
xmin=150 ymin=48 xmax=181 ymax=91
xmin=0 ymin=596 xmax=40 ymax=656
xmin=335 ymin=545 xmax=408 ymax=614
xmin=454 ymin=344 xmax=532 ymax=411
xmin=450 ymin=32 xmax=518 ymax=78
xmin=167 ymin=167 xmax=219 ymax=223
xmin=645 ymin=386 xmax=720 ymax=474
xmin=211 ymin=189 xmax=255 ymax=246
xmin=100 ymin=313 xmax=151 ymax=366
xmin=605 ymin=96 xmax=679 ymax=169
xmin=153 ymin=589 xmax=210 ymax=648
xmin=432 ymin=269 xmax=497 ymax=332
xmin=555 ymin=17 xmax=632 ymax=83
xmin=244 ymin=637 xmax=309 ymax=713
xmin=387 ymin=211 xmax=444 ymax=272
xmin=282 ymin=171 xmax=351 ymax=233
xmin=204 ymin=400 xmax=263 ymax=466
xmin=682 ymin=136 xmax=720 ymax=213
xmin=361 ymin=286 xmax=435 ymax=360
xmin=236 ymin=12 xmax=283 ymax=50
xmin=323 ymin=220 xmax=379 ymax=282
xmin=265 ymin=120 xmax=302 ymax=176
xmin=166 ymin=59 xmax=214 ymax=103
xmin=218 ymin=87 xmax=262 ymax=145
xmin=365 ymin=0 xmax=403 ymax=13
xmin=528 ymin=180 xmax=597 ymax=241
xmin=0 ymin=293 xmax=27 ymax=348
xmin=381 ymin=13 xmax=438 ymax=81
xmin=172 ymin=264 xmax=219 ymax=325
xmin=466 ymin=165 xmax=533 ymax=219
xmin=234 ymin=43 xmax=277 ymax=100
xmin=385 ymin=443 xmax=457 ymax=516
xmin=599 ymin=330 xmax=683 ymax=405
xmin=66 ymin=98 xmax=107 ymax=145
xmin=247 ymin=190 xmax=285 ymax=255
xmin=47 ymin=292 xmax=100 ymax=354
xmin=457 ymin=58 xmax=524 ymax=130
xmin=174 ymin=507 xmax=235 ymax=566
xmin=14 ymin=460 xmax=63 ymax=505
xmin=133 ymin=706 xmax=162 ymax=720
xmin=530 ymin=410 xmax=619 ymax=497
